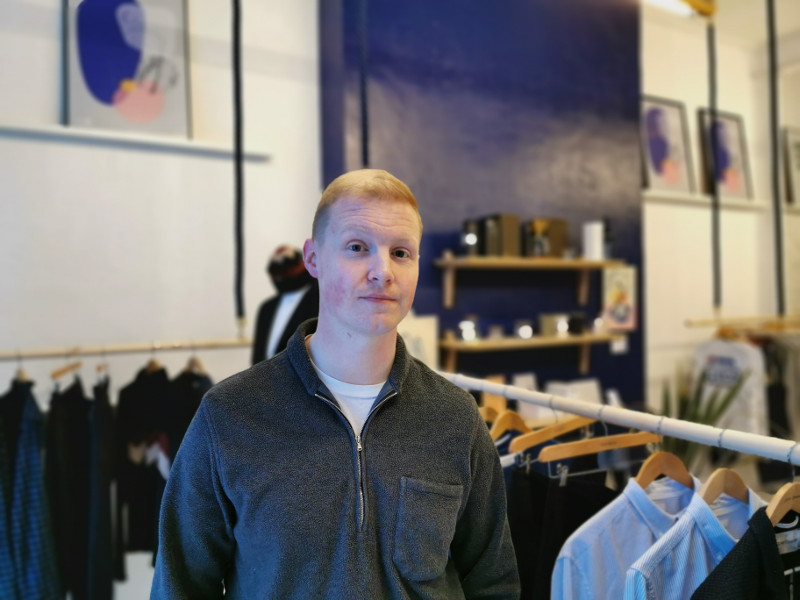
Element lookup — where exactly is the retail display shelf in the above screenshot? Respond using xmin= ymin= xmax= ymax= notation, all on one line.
xmin=0 ymin=122 xmax=270 ymax=162
xmin=439 ymin=330 xmax=625 ymax=374
xmin=434 ymin=251 xmax=626 ymax=307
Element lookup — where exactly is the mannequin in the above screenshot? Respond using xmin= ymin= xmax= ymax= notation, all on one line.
xmin=251 ymin=246 xmax=319 ymax=365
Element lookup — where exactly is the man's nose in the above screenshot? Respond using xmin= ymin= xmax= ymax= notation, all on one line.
xmin=368 ymin=250 xmax=393 ymax=283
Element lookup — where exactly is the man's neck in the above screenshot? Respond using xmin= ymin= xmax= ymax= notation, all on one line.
xmin=307 ymin=326 xmax=396 ymax=385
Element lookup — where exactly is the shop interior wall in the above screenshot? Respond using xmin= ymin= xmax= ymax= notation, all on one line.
xmin=322 ymin=0 xmax=645 ymax=407
xmin=0 ymin=0 xmax=321 ymax=595
xmin=641 ymin=5 xmax=800 ymax=410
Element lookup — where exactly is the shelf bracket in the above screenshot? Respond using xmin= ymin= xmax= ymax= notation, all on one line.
xmin=577 ymin=270 xmax=590 ymax=305
xmin=579 ymin=343 xmax=590 ymax=374
xmin=442 ymin=250 xmax=456 ymax=308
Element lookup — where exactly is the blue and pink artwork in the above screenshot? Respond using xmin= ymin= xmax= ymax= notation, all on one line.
xmin=66 ymin=0 xmax=189 ymax=136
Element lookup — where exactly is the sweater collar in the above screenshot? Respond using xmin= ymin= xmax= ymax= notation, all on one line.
xmin=288 ymin=318 xmax=411 ymax=398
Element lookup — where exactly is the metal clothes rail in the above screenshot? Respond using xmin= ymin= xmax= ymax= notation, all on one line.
xmin=0 ymin=338 xmax=252 ymax=362
xmin=439 ymin=371 xmax=800 ymax=466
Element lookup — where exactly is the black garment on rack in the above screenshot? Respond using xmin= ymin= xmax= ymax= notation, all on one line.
xmin=533 ymin=469 xmax=619 ymax=599
xmin=507 ymin=455 xmax=616 ymax=600
xmin=0 ymin=379 xmax=60 ymax=600
xmin=167 ymin=371 xmax=213 ymax=462
xmin=114 ymin=367 xmax=171 ymax=580
xmin=46 ymin=378 xmax=92 ymax=600
xmin=86 ymin=378 xmax=115 ymax=600
xmin=692 ymin=506 xmax=797 ymax=600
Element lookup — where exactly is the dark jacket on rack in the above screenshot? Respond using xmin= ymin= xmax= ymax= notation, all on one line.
xmin=152 ymin=320 xmax=519 ymax=599
xmin=46 ymin=378 xmax=93 ymax=600
xmin=250 ymin=281 xmax=319 ymax=364
xmin=692 ymin=506 xmax=793 ymax=600
xmin=115 ymin=367 xmax=171 ymax=579
xmin=87 ymin=378 xmax=115 ymax=600
xmin=166 ymin=371 xmax=213 ymax=463
xmin=0 ymin=379 xmax=59 ymax=600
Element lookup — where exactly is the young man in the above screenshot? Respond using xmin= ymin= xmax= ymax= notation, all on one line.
xmin=150 ymin=169 xmax=520 ymax=598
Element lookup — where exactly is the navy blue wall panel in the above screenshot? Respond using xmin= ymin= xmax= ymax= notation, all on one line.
xmin=320 ymin=0 xmax=645 ymax=407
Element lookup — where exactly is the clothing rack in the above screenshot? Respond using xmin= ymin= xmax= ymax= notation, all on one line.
xmin=439 ymin=371 xmax=800 ymax=466
xmin=685 ymin=314 xmax=800 ymax=328
xmin=0 ymin=337 xmax=252 ymax=362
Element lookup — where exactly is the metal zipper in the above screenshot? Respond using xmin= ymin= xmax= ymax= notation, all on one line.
xmin=315 ymin=389 xmax=397 ymax=531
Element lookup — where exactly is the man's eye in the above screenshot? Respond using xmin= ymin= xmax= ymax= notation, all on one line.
xmin=394 ymin=249 xmax=410 ymax=259
xmin=347 ymin=244 xmax=364 ymax=252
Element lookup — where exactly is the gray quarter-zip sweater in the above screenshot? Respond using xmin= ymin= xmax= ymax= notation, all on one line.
xmin=151 ymin=320 xmax=520 ymax=599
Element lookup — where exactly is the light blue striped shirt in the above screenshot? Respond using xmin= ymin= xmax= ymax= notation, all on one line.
xmin=624 ymin=488 xmax=767 ymax=600
xmin=551 ymin=476 xmax=699 ymax=600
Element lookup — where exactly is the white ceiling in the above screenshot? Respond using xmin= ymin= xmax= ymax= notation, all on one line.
xmin=643 ymin=0 xmax=800 ymax=51
xmin=714 ymin=0 xmax=800 ymax=50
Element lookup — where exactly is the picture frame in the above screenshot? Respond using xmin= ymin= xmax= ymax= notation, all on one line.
xmin=63 ymin=0 xmax=192 ymax=138
xmin=602 ymin=266 xmax=637 ymax=332
xmin=640 ymin=96 xmax=695 ymax=193
xmin=698 ymin=109 xmax=752 ymax=200
xmin=784 ymin=128 xmax=800 ymax=205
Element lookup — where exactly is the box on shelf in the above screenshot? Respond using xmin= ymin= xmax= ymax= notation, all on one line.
xmin=522 ymin=218 xmax=568 ymax=257
xmin=481 ymin=214 xmax=520 ymax=256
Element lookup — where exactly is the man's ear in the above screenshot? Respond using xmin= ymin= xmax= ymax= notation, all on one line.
xmin=303 ymin=238 xmax=319 ymax=278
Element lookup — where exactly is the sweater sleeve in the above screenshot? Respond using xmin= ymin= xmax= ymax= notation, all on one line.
xmin=150 ymin=402 xmax=235 ymax=599
xmin=451 ymin=410 xmax=520 ymax=599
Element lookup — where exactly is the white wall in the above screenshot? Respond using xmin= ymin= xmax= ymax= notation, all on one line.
xmin=641 ymin=5 xmax=800 ymax=408
xmin=0 ymin=0 xmax=320 ymax=595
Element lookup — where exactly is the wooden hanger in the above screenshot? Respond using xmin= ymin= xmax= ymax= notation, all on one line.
xmin=51 ymin=360 xmax=82 ymax=381
xmin=698 ymin=468 xmax=749 ymax=504
xmin=715 ymin=326 xmax=744 ymax=341
xmin=15 ymin=367 xmax=31 ymax=383
xmin=489 ymin=410 xmax=531 ymax=441
xmin=538 ymin=431 xmax=662 ymax=463
xmin=145 ymin=358 xmax=163 ymax=374
xmin=509 ymin=415 xmax=596 ymax=454
xmin=183 ymin=355 xmax=207 ymax=375
xmin=634 ymin=451 xmax=694 ymax=490
xmin=478 ymin=405 xmax=498 ymax=423
xmin=766 ymin=481 xmax=800 ymax=526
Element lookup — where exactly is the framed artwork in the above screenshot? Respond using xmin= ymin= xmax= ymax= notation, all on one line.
xmin=698 ymin=109 xmax=752 ymax=200
xmin=602 ymin=266 xmax=637 ymax=331
xmin=785 ymin=128 xmax=800 ymax=205
xmin=640 ymin=96 xmax=695 ymax=193
xmin=64 ymin=0 xmax=192 ymax=138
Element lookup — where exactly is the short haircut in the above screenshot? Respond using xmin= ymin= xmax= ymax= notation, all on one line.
xmin=312 ymin=169 xmax=422 ymax=240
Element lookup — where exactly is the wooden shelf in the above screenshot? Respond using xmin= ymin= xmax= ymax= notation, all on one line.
xmin=434 ymin=250 xmax=626 ymax=308
xmin=439 ymin=330 xmax=625 ymax=374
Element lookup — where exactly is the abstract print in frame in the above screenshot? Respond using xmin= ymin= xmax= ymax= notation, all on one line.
xmin=698 ymin=109 xmax=752 ymax=200
xmin=785 ymin=128 xmax=800 ymax=205
xmin=64 ymin=0 xmax=191 ymax=137
xmin=640 ymin=96 xmax=695 ymax=194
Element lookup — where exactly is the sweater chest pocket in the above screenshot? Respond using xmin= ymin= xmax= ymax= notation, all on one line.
xmin=393 ymin=476 xmax=463 ymax=582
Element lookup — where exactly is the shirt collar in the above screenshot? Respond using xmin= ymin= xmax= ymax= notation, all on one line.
xmin=625 ymin=476 xmax=699 ymax=538
xmin=687 ymin=488 xmax=767 ymax=563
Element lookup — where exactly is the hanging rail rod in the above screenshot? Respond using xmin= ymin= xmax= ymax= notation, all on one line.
xmin=440 ymin=371 xmax=800 ymax=466
xmin=0 ymin=337 xmax=253 ymax=361
xmin=685 ymin=314 xmax=800 ymax=328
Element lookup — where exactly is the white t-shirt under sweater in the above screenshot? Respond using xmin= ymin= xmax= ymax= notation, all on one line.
xmin=310 ymin=360 xmax=384 ymax=436
xmin=266 ymin=285 xmax=311 ymax=359
xmin=693 ymin=338 xmax=768 ymax=436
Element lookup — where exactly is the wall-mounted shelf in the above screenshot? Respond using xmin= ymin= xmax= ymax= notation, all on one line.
xmin=433 ymin=250 xmax=626 ymax=308
xmin=439 ymin=330 xmax=625 ymax=373
xmin=0 ymin=123 xmax=270 ymax=162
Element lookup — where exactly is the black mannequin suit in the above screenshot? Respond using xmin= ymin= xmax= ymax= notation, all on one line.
xmin=251 ymin=281 xmax=319 ymax=365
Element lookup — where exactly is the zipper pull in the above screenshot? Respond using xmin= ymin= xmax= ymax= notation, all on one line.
xmin=356 ymin=436 xmax=363 ymax=452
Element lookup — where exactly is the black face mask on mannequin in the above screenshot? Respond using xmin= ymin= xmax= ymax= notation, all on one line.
xmin=268 ymin=247 xmax=314 ymax=294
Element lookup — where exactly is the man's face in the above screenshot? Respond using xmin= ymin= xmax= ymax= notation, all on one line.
xmin=303 ymin=195 xmax=421 ymax=339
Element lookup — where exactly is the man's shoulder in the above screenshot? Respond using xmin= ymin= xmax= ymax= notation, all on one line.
xmin=402 ymin=358 xmax=478 ymax=407
xmin=206 ymin=353 xmax=301 ymax=406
